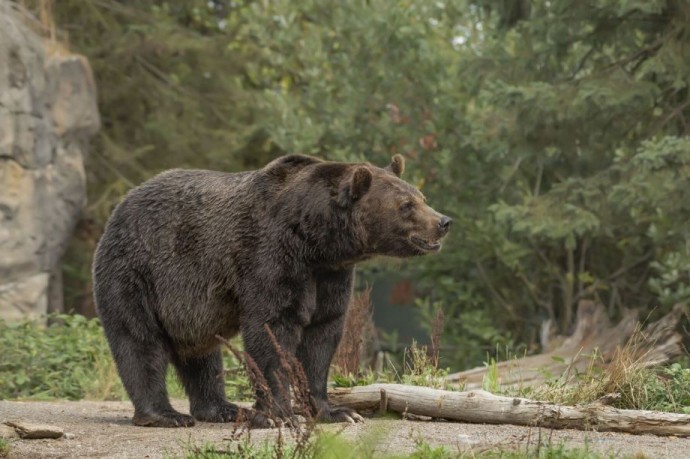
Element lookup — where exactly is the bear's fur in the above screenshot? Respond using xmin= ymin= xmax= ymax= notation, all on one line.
xmin=93 ymin=154 xmax=451 ymax=427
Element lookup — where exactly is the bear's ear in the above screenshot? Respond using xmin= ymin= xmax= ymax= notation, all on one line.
xmin=340 ymin=166 xmax=372 ymax=205
xmin=351 ymin=167 xmax=373 ymax=201
xmin=337 ymin=166 xmax=373 ymax=207
xmin=385 ymin=154 xmax=405 ymax=177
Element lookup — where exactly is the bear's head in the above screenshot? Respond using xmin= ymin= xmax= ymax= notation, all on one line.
xmin=263 ymin=154 xmax=451 ymax=261
xmin=340 ymin=155 xmax=452 ymax=258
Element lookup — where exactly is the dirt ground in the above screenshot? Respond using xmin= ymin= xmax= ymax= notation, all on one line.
xmin=1 ymin=399 xmax=689 ymax=458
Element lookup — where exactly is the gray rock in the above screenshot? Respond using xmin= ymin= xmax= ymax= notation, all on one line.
xmin=4 ymin=421 xmax=64 ymax=439
xmin=0 ymin=1 xmax=100 ymax=321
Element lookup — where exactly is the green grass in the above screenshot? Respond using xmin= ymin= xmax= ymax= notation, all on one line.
xmin=174 ymin=440 xmax=296 ymax=459
xmin=0 ymin=438 xmax=10 ymax=458
xmin=0 ymin=314 xmax=251 ymax=401
xmin=469 ymin=336 xmax=690 ymax=416
xmin=526 ymin=362 xmax=690 ymax=414
xmin=171 ymin=433 xmax=366 ymax=459
xmin=467 ymin=445 xmax=616 ymax=459
xmin=515 ymin=349 xmax=690 ymax=414
xmin=173 ymin=434 xmax=620 ymax=459
xmin=407 ymin=434 xmax=623 ymax=459
xmin=331 ymin=340 xmax=455 ymax=391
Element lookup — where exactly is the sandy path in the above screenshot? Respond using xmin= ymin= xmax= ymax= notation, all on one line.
xmin=1 ymin=400 xmax=688 ymax=458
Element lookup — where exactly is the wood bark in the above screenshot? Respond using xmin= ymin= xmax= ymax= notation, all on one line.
xmin=446 ymin=301 xmax=688 ymax=389
xmin=328 ymin=384 xmax=690 ymax=437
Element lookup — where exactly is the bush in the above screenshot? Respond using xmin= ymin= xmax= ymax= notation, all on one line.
xmin=0 ymin=314 xmax=251 ymax=401
xmin=524 ymin=350 xmax=690 ymax=414
xmin=628 ymin=363 xmax=690 ymax=413
xmin=0 ymin=314 xmax=125 ymax=400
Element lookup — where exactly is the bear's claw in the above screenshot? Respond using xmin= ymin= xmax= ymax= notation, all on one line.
xmin=133 ymin=410 xmax=196 ymax=428
xmin=318 ymin=406 xmax=365 ymax=424
xmin=192 ymin=401 xmax=240 ymax=423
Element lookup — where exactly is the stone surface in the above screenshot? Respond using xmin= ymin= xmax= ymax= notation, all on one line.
xmin=0 ymin=1 xmax=100 ymax=321
xmin=0 ymin=424 xmax=19 ymax=440
xmin=0 ymin=273 xmax=49 ymax=322
xmin=4 ymin=421 xmax=64 ymax=439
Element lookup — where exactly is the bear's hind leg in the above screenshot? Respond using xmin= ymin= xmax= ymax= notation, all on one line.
xmin=174 ymin=350 xmax=240 ymax=423
xmin=107 ymin=326 xmax=195 ymax=427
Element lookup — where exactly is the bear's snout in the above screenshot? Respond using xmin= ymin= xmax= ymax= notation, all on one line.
xmin=438 ymin=215 xmax=452 ymax=235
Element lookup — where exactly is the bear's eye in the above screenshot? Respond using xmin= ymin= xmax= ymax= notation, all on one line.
xmin=400 ymin=201 xmax=414 ymax=212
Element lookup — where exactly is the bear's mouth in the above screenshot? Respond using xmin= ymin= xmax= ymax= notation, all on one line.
xmin=410 ymin=236 xmax=442 ymax=252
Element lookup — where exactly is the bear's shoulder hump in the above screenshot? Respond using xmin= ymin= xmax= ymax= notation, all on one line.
xmin=262 ymin=154 xmax=323 ymax=179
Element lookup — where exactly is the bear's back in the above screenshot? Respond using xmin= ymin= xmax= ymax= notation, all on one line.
xmin=95 ymin=169 xmax=257 ymax=271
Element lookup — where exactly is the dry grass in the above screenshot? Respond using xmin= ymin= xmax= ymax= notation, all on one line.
xmin=428 ymin=307 xmax=444 ymax=369
xmin=401 ymin=340 xmax=451 ymax=389
xmin=216 ymin=330 xmax=320 ymax=458
xmin=527 ymin=325 xmax=687 ymax=411
xmin=85 ymin=351 xmax=126 ymax=401
xmin=15 ymin=0 xmax=70 ymax=56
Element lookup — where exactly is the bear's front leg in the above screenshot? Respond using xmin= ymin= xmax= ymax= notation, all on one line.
xmin=295 ymin=269 xmax=365 ymax=424
xmin=242 ymin=319 xmax=302 ymax=428
xmin=296 ymin=315 xmax=365 ymax=423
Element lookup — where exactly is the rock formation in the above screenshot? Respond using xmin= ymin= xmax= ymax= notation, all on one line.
xmin=0 ymin=1 xmax=100 ymax=322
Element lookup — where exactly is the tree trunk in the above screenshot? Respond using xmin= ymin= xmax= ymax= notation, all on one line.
xmin=328 ymin=384 xmax=690 ymax=437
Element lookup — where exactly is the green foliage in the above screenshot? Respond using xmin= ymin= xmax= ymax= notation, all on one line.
xmin=36 ymin=0 xmax=690 ymax=369
xmin=411 ymin=0 xmax=690 ymax=364
xmin=257 ymin=0 xmax=679 ymax=367
xmin=331 ymin=371 xmax=380 ymax=389
xmin=175 ymin=434 xmax=612 ymax=459
xmin=0 ymin=315 xmax=251 ymax=401
xmin=619 ymin=363 xmax=690 ymax=413
xmin=0 ymin=314 xmax=125 ymax=400
xmin=219 ymin=342 xmax=253 ymax=402
xmin=0 ymin=438 xmax=9 ymax=458
xmin=518 ymin=352 xmax=690 ymax=414
xmin=416 ymin=296 xmax=512 ymax=370
xmin=482 ymin=358 xmax=502 ymax=394
xmin=311 ymin=433 xmax=378 ymax=459
xmin=408 ymin=438 xmax=453 ymax=459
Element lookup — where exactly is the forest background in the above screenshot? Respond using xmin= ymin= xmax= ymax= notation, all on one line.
xmin=30 ymin=0 xmax=690 ymax=370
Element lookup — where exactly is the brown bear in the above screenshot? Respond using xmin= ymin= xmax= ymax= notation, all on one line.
xmin=92 ymin=154 xmax=451 ymax=428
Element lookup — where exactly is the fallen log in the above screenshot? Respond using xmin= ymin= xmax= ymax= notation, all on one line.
xmin=446 ymin=301 xmax=689 ymax=389
xmin=328 ymin=383 xmax=690 ymax=437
